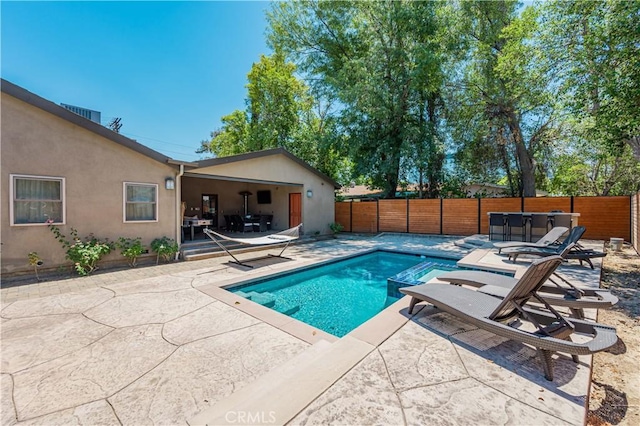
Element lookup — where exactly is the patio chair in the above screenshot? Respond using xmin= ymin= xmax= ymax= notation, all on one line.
xmin=233 ymin=215 xmax=253 ymax=233
xmin=489 ymin=213 xmax=506 ymax=241
xmin=503 ymin=226 xmax=606 ymax=268
xmin=493 ymin=226 xmax=568 ymax=254
xmin=530 ymin=213 xmax=552 ymax=242
xmin=435 ymin=251 xmax=618 ymax=320
xmin=400 ymin=256 xmax=618 ymax=381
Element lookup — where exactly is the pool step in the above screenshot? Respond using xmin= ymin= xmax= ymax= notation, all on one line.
xmin=277 ymin=304 xmax=300 ymax=316
xmin=454 ymin=236 xmax=491 ymax=249
xmin=189 ymin=336 xmax=375 ymax=426
xmin=235 ymin=291 xmax=277 ymax=308
xmin=246 ymin=292 xmax=276 ymax=308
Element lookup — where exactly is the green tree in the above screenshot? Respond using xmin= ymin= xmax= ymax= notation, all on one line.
xmin=198 ymin=53 xmax=349 ymax=183
xmin=268 ymin=0 xmax=447 ymax=198
xmin=541 ymin=0 xmax=640 ymax=160
xmin=197 ymin=110 xmax=248 ymax=157
xmin=246 ymin=53 xmax=313 ymax=152
xmin=550 ymin=141 xmax=640 ymax=196
xmin=446 ymin=1 xmax=559 ymax=197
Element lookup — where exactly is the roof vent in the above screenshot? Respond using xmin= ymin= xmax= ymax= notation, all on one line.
xmin=60 ymin=103 xmax=101 ymax=124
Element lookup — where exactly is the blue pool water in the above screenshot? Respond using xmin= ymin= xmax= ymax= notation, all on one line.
xmin=228 ymin=251 xmax=457 ymax=337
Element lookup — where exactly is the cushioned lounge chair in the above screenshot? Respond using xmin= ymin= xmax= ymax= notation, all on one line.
xmin=493 ymin=226 xmax=568 ymax=254
xmin=502 ymin=226 xmax=606 ymax=268
xmin=400 ymin=256 xmax=618 ymax=381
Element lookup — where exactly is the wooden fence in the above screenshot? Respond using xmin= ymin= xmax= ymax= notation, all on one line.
xmin=633 ymin=191 xmax=639 ymax=253
xmin=335 ymin=196 xmax=633 ymax=243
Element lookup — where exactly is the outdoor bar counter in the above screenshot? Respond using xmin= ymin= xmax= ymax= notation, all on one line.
xmin=487 ymin=212 xmax=579 ymax=241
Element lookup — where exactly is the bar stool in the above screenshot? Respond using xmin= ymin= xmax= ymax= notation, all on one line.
xmin=507 ymin=213 xmax=526 ymax=241
xmin=489 ymin=213 xmax=506 ymax=241
xmin=529 ymin=213 xmax=550 ymax=242
xmin=551 ymin=214 xmax=572 ymax=231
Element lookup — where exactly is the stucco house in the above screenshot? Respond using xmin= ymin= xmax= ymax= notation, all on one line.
xmin=1 ymin=79 xmax=339 ymax=276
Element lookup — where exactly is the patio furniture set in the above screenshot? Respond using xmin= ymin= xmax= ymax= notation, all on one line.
xmin=399 ymin=225 xmax=615 ymax=380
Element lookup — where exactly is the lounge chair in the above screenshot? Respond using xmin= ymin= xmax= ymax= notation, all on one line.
xmin=400 ymin=256 xmax=618 ymax=381
xmin=493 ymin=226 xmax=568 ymax=254
xmin=203 ymin=224 xmax=301 ymax=268
xmin=502 ymin=226 xmax=607 ymax=268
xmin=436 ymin=266 xmax=618 ymax=320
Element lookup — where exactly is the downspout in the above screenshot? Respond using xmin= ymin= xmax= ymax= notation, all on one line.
xmin=175 ymin=164 xmax=184 ymax=260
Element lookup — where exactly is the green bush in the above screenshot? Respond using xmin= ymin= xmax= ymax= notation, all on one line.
xmin=48 ymin=224 xmax=113 ymax=276
xmin=151 ymin=236 xmax=179 ymax=264
xmin=329 ymin=222 xmax=344 ymax=234
xmin=116 ymin=237 xmax=145 ymax=267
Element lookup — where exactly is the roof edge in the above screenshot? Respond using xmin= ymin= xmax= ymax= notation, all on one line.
xmin=196 ymin=147 xmax=341 ymax=189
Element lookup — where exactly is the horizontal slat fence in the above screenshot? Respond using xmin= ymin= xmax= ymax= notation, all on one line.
xmin=379 ymin=200 xmax=408 ymax=232
xmin=409 ymin=199 xmax=440 ymax=234
xmin=351 ymin=201 xmax=377 ymax=233
xmin=335 ymin=202 xmax=351 ymax=232
xmin=574 ymin=196 xmax=630 ymax=241
xmin=335 ymin=195 xmax=634 ymax=243
xmin=442 ymin=199 xmax=478 ymax=236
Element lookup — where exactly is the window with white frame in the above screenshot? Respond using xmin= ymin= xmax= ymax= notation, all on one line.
xmin=124 ymin=182 xmax=157 ymax=222
xmin=11 ymin=174 xmax=65 ymax=225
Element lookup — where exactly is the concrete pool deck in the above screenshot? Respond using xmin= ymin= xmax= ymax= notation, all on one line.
xmin=1 ymin=234 xmax=607 ymax=425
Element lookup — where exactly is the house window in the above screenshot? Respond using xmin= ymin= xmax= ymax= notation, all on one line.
xmin=11 ymin=174 xmax=65 ymax=225
xmin=124 ymin=182 xmax=158 ymax=222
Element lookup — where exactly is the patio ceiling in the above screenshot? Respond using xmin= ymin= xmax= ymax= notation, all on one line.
xmin=182 ymin=171 xmax=302 ymax=187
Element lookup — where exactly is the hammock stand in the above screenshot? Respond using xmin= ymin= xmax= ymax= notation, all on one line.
xmin=202 ymin=224 xmax=302 ymax=268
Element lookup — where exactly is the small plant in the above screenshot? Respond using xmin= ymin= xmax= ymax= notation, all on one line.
xmin=116 ymin=237 xmax=145 ymax=267
xmin=329 ymin=222 xmax=344 ymax=235
xmin=48 ymin=224 xmax=114 ymax=276
xmin=151 ymin=236 xmax=179 ymax=264
xmin=28 ymin=251 xmax=44 ymax=281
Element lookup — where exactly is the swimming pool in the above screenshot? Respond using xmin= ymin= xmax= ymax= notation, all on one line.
xmin=227 ymin=251 xmax=457 ymax=337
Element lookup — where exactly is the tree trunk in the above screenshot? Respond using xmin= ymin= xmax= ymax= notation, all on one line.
xmin=506 ymin=110 xmax=536 ymax=197
xmin=383 ymin=144 xmax=401 ymax=198
xmin=627 ymin=136 xmax=640 ymax=161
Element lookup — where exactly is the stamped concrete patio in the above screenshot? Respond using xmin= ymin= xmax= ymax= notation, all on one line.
xmin=1 ymin=234 xmax=606 ymax=425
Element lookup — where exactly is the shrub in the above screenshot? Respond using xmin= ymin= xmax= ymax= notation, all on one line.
xmin=151 ymin=236 xmax=179 ymax=264
xmin=48 ymin=225 xmax=113 ymax=276
xmin=329 ymin=222 xmax=344 ymax=235
xmin=116 ymin=237 xmax=145 ymax=267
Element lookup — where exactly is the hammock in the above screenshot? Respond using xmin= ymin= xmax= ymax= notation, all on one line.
xmin=202 ymin=224 xmax=302 ymax=268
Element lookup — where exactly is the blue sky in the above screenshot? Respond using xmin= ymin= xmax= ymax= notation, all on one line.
xmin=1 ymin=1 xmax=271 ymax=162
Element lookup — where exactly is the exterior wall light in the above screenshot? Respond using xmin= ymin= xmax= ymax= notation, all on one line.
xmin=306 ymin=189 xmax=313 ymax=198
xmin=165 ymin=177 xmax=175 ymax=190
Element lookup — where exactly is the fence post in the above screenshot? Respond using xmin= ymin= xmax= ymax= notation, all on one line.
xmin=521 ymin=196 xmax=525 ymax=212
xmin=440 ymin=198 xmax=444 ymax=235
xmin=349 ymin=201 xmax=353 ymax=233
xmin=376 ymin=199 xmax=379 ymax=233
xmin=570 ymin=196 xmax=574 ymax=213
xmin=478 ymin=198 xmax=481 ymax=234
xmin=406 ymin=198 xmax=410 ymax=233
